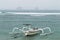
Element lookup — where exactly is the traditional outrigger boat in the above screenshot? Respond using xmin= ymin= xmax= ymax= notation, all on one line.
xmin=9 ymin=24 xmax=53 ymax=38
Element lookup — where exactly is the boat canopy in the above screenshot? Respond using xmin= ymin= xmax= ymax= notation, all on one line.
xmin=23 ymin=24 xmax=31 ymax=26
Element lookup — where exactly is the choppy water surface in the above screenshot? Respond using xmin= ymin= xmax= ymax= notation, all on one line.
xmin=0 ymin=13 xmax=60 ymax=40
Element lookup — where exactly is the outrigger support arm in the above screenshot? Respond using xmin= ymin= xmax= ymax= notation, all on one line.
xmin=40 ymin=27 xmax=52 ymax=35
xmin=12 ymin=27 xmax=19 ymax=32
xmin=43 ymin=27 xmax=51 ymax=33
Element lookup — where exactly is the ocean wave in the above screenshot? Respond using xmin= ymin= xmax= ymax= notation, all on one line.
xmin=0 ymin=12 xmax=60 ymax=16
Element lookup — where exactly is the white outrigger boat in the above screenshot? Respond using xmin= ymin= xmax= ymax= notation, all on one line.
xmin=9 ymin=24 xmax=54 ymax=38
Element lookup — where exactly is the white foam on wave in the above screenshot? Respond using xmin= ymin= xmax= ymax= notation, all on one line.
xmin=13 ymin=12 xmax=60 ymax=16
xmin=12 ymin=12 xmax=60 ymax=15
xmin=0 ymin=12 xmax=60 ymax=16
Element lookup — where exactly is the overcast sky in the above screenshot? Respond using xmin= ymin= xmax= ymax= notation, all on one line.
xmin=0 ymin=0 xmax=60 ymax=10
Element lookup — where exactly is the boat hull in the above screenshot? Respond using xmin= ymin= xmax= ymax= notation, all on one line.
xmin=24 ymin=30 xmax=41 ymax=36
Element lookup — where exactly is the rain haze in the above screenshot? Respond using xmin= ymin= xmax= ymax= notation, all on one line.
xmin=0 ymin=0 xmax=60 ymax=40
xmin=0 ymin=0 xmax=60 ymax=10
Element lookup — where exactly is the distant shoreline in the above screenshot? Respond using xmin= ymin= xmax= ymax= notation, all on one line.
xmin=0 ymin=10 xmax=60 ymax=13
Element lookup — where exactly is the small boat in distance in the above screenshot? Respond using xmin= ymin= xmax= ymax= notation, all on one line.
xmin=9 ymin=24 xmax=53 ymax=38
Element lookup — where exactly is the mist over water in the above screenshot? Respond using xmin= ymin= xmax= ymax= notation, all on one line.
xmin=0 ymin=13 xmax=60 ymax=40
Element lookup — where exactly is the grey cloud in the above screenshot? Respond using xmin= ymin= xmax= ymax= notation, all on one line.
xmin=0 ymin=0 xmax=60 ymax=10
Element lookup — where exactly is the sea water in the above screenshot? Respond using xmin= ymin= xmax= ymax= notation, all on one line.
xmin=0 ymin=13 xmax=60 ymax=40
